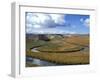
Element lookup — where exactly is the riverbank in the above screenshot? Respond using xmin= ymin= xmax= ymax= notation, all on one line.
xmin=26 ymin=34 xmax=89 ymax=67
xmin=26 ymin=50 xmax=89 ymax=66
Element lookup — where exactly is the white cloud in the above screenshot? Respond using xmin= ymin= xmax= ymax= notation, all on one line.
xmin=26 ymin=26 xmax=76 ymax=34
xmin=80 ymin=18 xmax=90 ymax=27
xmin=80 ymin=18 xmax=84 ymax=22
xmin=26 ymin=13 xmax=67 ymax=30
xmin=50 ymin=14 xmax=66 ymax=25
xmin=26 ymin=13 xmax=75 ymax=34
xmin=84 ymin=18 xmax=90 ymax=27
xmin=33 ymin=25 xmax=42 ymax=28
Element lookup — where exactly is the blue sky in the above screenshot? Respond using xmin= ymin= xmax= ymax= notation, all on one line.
xmin=26 ymin=12 xmax=89 ymax=34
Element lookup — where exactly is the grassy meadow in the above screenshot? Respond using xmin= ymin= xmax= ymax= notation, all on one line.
xmin=26 ymin=34 xmax=89 ymax=67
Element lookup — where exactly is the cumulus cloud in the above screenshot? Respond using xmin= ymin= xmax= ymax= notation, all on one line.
xmin=84 ymin=18 xmax=90 ymax=27
xmin=26 ymin=13 xmax=68 ymax=29
xmin=26 ymin=12 xmax=76 ymax=34
xmin=50 ymin=14 xmax=66 ymax=25
xmin=80 ymin=18 xmax=84 ymax=22
xmin=80 ymin=18 xmax=90 ymax=27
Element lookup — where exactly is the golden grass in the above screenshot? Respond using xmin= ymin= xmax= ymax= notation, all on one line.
xmin=37 ymin=36 xmax=86 ymax=52
xmin=26 ymin=50 xmax=89 ymax=65
xmin=26 ymin=62 xmax=39 ymax=67
xmin=26 ymin=35 xmax=89 ymax=66
xmin=64 ymin=36 xmax=89 ymax=46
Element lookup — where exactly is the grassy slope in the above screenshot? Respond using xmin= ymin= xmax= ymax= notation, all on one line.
xmin=26 ymin=39 xmax=46 ymax=50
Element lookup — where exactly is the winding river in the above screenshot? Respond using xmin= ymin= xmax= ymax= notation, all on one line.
xmin=26 ymin=46 xmax=89 ymax=66
xmin=26 ymin=57 xmax=57 ymax=66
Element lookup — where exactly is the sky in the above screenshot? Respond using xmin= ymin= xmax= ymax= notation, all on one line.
xmin=26 ymin=12 xmax=90 ymax=34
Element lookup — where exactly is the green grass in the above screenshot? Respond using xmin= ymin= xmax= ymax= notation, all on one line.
xmin=26 ymin=39 xmax=47 ymax=50
xmin=36 ymin=39 xmax=84 ymax=52
xmin=37 ymin=43 xmax=60 ymax=51
xmin=37 ymin=46 xmax=84 ymax=53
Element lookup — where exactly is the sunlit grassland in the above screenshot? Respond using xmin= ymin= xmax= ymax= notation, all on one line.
xmin=64 ymin=35 xmax=89 ymax=47
xmin=26 ymin=50 xmax=89 ymax=65
xmin=26 ymin=35 xmax=89 ymax=66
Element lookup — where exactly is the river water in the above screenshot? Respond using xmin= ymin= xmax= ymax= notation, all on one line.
xmin=26 ymin=57 xmax=57 ymax=66
xmin=27 ymin=46 xmax=89 ymax=66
